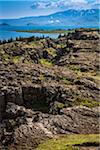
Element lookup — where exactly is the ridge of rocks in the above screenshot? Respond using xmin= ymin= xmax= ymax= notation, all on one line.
xmin=0 ymin=28 xmax=99 ymax=149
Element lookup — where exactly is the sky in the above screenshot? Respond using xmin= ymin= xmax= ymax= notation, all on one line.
xmin=0 ymin=0 xmax=99 ymax=19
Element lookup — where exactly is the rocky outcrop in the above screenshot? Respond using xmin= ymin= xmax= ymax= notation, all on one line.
xmin=67 ymin=28 xmax=99 ymax=40
xmin=0 ymin=103 xmax=99 ymax=149
xmin=0 ymin=28 xmax=99 ymax=149
xmin=0 ymin=68 xmax=99 ymax=116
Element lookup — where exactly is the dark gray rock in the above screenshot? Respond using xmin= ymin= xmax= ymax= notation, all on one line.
xmin=0 ymin=91 xmax=6 ymax=121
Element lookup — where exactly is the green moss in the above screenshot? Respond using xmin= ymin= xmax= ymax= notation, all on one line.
xmin=10 ymin=45 xmax=16 ymax=51
xmin=61 ymin=77 xmax=73 ymax=83
xmin=30 ymin=41 xmax=37 ymax=46
xmin=39 ymin=74 xmax=45 ymax=81
xmin=69 ymin=65 xmax=80 ymax=72
xmin=40 ymin=59 xmax=53 ymax=66
xmin=69 ymin=65 xmax=83 ymax=77
xmin=56 ymin=102 xmax=64 ymax=109
xmin=75 ymin=98 xmax=100 ymax=108
xmin=62 ymin=80 xmax=71 ymax=85
xmin=3 ymin=54 xmax=10 ymax=62
xmin=46 ymin=48 xmax=57 ymax=57
xmin=56 ymin=44 xmax=67 ymax=49
xmin=12 ymin=56 xmax=21 ymax=64
xmin=35 ymin=134 xmax=99 ymax=150
xmin=2 ymin=53 xmax=21 ymax=64
xmin=24 ymin=59 xmax=33 ymax=64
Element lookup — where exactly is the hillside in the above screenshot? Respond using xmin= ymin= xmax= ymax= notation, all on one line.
xmin=0 ymin=9 xmax=99 ymax=28
xmin=0 ymin=28 xmax=99 ymax=150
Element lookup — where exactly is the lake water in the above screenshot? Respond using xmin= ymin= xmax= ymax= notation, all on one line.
xmin=0 ymin=25 xmax=66 ymax=41
xmin=0 ymin=25 xmax=98 ymax=41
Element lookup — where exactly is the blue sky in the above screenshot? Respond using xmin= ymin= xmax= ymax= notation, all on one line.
xmin=0 ymin=0 xmax=99 ymax=19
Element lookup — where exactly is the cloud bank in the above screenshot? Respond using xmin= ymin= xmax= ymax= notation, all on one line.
xmin=31 ymin=0 xmax=100 ymax=10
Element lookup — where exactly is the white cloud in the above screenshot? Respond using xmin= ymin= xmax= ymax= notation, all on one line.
xmin=31 ymin=0 xmax=100 ymax=10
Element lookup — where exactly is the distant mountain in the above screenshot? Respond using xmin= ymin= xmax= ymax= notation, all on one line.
xmin=0 ymin=9 xmax=99 ymax=28
xmin=0 ymin=23 xmax=9 ymax=26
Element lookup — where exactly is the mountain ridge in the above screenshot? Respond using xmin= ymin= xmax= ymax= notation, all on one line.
xmin=0 ymin=9 xmax=99 ymax=28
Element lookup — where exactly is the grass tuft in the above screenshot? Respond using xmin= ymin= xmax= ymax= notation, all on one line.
xmin=40 ymin=59 xmax=53 ymax=66
xmin=35 ymin=134 xmax=99 ymax=150
xmin=75 ymin=98 xmax=100 ymax=108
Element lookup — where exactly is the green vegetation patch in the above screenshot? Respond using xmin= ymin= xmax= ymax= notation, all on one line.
xmin=3 ymin=53 xmax=10 ymax=62
xmin=61 ymin=77 xmax=73 ymax=85
xmin=46 ymin=48 xmax=57 ymax=57
xmin=35 ymin=134 xmax=99 ymax=150
xmin=40 ymin=59 xmax=53 ymax=67
xmin=70 ymin=66 xmax=80 ymax=72
xmin=30 ymin=41 xmax=44 ymax=48
xmin=39 ymin=74 xmax=45 ymax=81
xmin=56 ymin=102 xmax=64 ymax=109
xmin=14 ymin=29 xmax=74 ymax=34
xmin=2 ymin=53 xmax=22 ymax=64
xmin=75 ymin=98 xmax=100 ymax=108
xmin=12 ymin=56 xmax=21 ymax=64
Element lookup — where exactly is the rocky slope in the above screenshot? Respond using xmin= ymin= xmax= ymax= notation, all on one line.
xmin=0 ymin=28 xmax=99 ymax=149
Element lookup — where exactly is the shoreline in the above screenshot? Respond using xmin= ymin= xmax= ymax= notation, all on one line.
xmin=12 ymin=27 xmax=99 ymax=34
xmin=13 ymin=29 xmax=74 ymax=34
